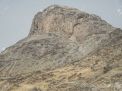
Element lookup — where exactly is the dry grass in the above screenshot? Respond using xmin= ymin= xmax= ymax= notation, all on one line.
xmin=12 ymin=82 xmax=48 ymax=91
xmin=52 ymin=66 xmax=94 ymax=81
xmin=10 ymin=65 xmax=95 ymax=91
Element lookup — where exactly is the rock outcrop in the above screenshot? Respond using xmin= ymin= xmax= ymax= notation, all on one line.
xmin=0 ymin=5 xmax=122 ymax=91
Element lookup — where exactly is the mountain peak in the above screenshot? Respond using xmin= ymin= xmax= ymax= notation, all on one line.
xmin=29 ymin=5 xmax=112 ymax=42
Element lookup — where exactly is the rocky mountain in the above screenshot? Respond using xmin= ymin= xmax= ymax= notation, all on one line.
xmin=0 ymin=5 xmax=122 ymax=91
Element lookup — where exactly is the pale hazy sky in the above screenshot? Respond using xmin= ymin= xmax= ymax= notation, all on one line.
xmin=0 ymin=0 xmax=122 ymax=52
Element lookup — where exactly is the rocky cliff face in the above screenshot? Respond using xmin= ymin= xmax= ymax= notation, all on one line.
xmin=0 ymin=5 xmax=122 ymax=91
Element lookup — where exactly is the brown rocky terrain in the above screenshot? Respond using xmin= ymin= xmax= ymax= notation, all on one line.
xmin=0 ymin=5 xmax=122 ymax=91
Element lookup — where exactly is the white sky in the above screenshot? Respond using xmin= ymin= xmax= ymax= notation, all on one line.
xmin=0 ymin=0 xmax=122 ymax=52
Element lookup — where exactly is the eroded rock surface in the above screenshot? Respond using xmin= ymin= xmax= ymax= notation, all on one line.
xmin=0 ymin=5 xmax=122 ymax=91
